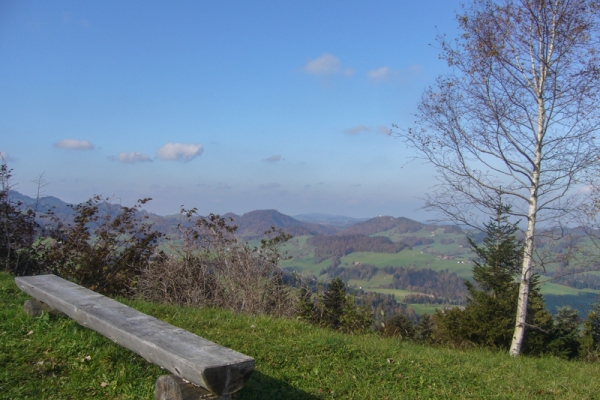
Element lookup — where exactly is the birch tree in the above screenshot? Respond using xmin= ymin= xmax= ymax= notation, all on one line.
xmin=401 ymin=0 xmax=600 ymax=356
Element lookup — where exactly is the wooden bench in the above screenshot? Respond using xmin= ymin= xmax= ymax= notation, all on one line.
xmin=15 ymin=274 xmax=255 ymax=400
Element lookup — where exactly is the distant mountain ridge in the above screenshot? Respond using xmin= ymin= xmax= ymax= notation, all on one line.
xmin=225 ymin=210 xmax=337 ymax=239
xmin=8 ymin=190 xmax=72 ymax=215
xmin=6 ymin=191 xmax=348 ymax=237
xmin=7 ymin=191 xmax=444 ymax=239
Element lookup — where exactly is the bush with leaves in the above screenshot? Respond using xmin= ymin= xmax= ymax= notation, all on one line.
xmin=138 ymin=209 xmax=298 ymax=317
xmin=0 ymin=163 xmax=41 ymax=275
xmin=382 ymin=313 xmax=415 ymax=339
xmin=37 ymin=195 xmax=163 ymax=295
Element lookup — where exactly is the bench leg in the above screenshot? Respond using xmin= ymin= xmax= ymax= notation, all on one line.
xmin=155 ymin=375 xmax=232 ymax=400
xmin=23 ymin=299 xmax=58 ymax=317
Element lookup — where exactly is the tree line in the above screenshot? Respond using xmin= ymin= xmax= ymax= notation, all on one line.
xmin=319 ymin=262 xmax=468 ymax=305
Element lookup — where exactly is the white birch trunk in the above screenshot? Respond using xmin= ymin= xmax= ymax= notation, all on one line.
xmin=509 ymin=194 xmax=537 ymax=356
xmin=510 ymin=49 xmax=546 ymax=355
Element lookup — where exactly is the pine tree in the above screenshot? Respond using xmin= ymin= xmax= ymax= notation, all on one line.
xmin=414 ymin=313 xmax=435 ymax=343
xmin=435 ymin=203 xmax=552 ymax=351
xmin=581 ymin=302 xmax=600 ymax=359
xmin=544 ymin=306 xmax=581 ymax=359
xmin=301 ymin=277 xmax=372 ymax=333
xmin=462 ymin=204 xmax=524 ymax=348
xmin=321 ymin=277 xmax=347 ymax=329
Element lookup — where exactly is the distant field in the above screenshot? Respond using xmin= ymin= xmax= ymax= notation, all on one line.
xmin=275 ymin=228 xmax=600 ymax=316
xmin=410 ymin=303 xmax=447 ymax=315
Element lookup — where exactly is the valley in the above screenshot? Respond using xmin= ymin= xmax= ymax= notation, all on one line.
xmin=9 ymin=190 xmax=600 ymax=317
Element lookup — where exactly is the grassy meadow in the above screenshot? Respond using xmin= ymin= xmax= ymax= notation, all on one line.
xmin=278 ymin=229 xmax=600 ymax=317
xmin=2 ymin=271 xmax=600 ymax=399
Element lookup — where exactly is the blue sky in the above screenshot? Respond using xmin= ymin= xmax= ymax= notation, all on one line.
xmin=1 ymin=1 xmax=463 ymax=219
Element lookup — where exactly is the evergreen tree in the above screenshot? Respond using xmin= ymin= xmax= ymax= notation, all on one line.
xmin=414 ymin=313 xmax=435 ymax=343
xmin=544 ymin=306 xmax=581 ymax=359
xmin=300 ymin=277 xmax=372 ymax=333
xmin=435 ymin=203 xmax=552 ymax=352
xmin=581 ymin=302 xmax=600 ymax=359
xmin=297 ymin=286 xmax=315 ymax=322
xmin=321 ymin=277 xmax=346 ymax=329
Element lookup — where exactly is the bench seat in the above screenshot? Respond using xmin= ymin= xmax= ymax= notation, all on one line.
xmin=15 ymin=274 xmax=254 ymax=397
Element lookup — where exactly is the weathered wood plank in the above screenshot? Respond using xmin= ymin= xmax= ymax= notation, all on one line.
xmin=15 ymin=274 xmax=254 ymax=396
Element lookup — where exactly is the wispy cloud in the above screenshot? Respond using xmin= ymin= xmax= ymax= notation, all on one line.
xmin=109 ymin=151 xmax=152 ymax=163
xmin=156 ymin=143 xmax=203 ymax=161
xmin=367 ymin=65 xmax=423 ymax=84
xmin=0 ymin=151 xmax=10 ymax=162
xmin=54 ymin=139 xmax=95 ymax=150
xmin=303 ymin=53 xmax=354 ymax=76
xmin=377 ymin=125 xmax=392 ymax=135
xmin=259 ymin=183 xmax=281 ymax=190
xmin=404 ymin=64 xmax=423 ymax=78
xmin=344 ymin=125 xmax=370 ymax=135
xmin=368 ymin=66 xmax=395 ymax=83
xmin=264 ymin=155 xmax=282 ymax=162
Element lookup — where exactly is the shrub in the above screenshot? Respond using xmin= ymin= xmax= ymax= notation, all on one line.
xmin=0 ymin=163 xmax=42 ymax=276
xmin=37 ymin=195 xmax=163 ymax=295
xmin=382 ymin=313 xmax=415 ymax=339
xmin=138 ymin=210 xmax=298 ymax=317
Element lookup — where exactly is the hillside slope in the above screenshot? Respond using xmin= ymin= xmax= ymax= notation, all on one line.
xmin=2 ymin=271 xmax=600 ymax=399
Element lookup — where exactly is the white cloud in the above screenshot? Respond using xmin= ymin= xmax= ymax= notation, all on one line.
xmin=0 ymin=151 xmax=9 ymax=161
xmin=368 ymin=66 xmax=394 ymax=83
xmin=109 ymin=152 xmax=152 ymax=163
xmin=303 ymin=53 xmax=354 ymax=76
xmin=54 ymin=139 xmax=95 ymax=150
xmin=303 ymin=53 xmax=340 ymax=75
xmin=156 ymin=143 xmax=203 ymax=161
xmin=345 ymin=125 xmax=370 ymax=135
xmin=264 ymin=155 xmax=282 ymax=162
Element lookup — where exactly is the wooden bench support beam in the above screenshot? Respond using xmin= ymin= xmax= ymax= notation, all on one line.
xmin=15 ymin=274 xmax=254 ymax=396
xmin=23 ymin=298 xmax=60 ymax=317
xmin=155 ymin=375 xmax=231 ymax=400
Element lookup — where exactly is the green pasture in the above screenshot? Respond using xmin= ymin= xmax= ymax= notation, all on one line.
xmin=3 ymin=271 xmax=600 ymax=399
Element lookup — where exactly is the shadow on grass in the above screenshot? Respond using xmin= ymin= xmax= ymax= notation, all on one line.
xmin=237 ymin=371 xmax=321 ymax=400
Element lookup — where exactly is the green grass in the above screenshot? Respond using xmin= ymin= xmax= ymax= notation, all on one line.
xmin=409 ymin=303 xmax=445 ymax=315
xmin=3 ymin=272 xmax=600 ymax=399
